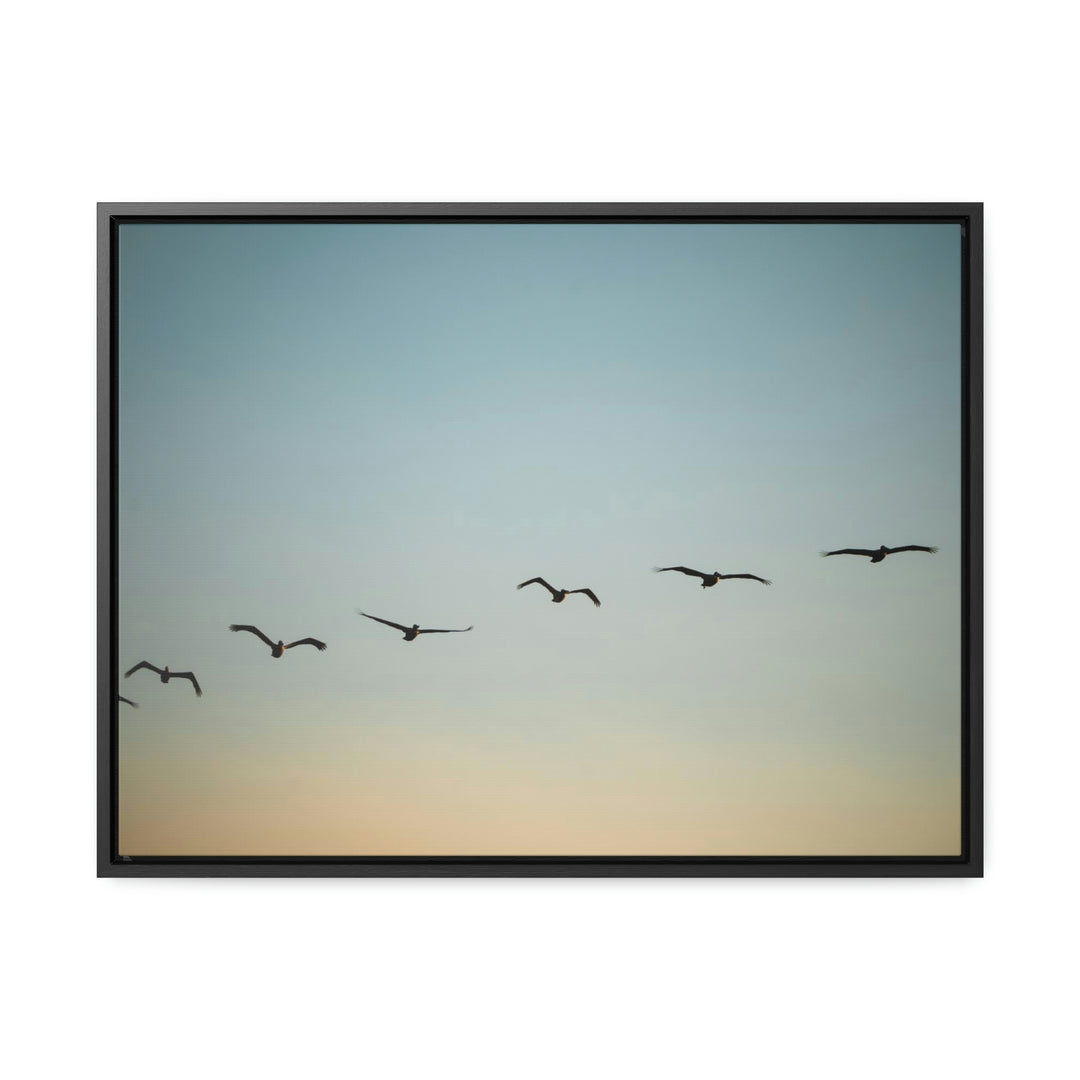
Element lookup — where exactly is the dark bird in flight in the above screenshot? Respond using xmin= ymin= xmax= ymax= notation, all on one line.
xmin=516 ymin=577 xmax=601 ymax=607
xmin=123 ymin=661 xmax=202 ymax=697
xmin=359 ymin=611 xmax=473 ymax=642
xmin=118 ymin=696 xmax=139 ymax=708
xmin=654 ymin=566 xmax=771 ymax=587
xmin=228 ymin=624 xmax=327 ymax=657
xmin=820 ymin=545 xmax=938 ymax=563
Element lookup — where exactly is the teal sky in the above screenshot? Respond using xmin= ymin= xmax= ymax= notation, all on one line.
xmin=117 ymin=222 xmax=961 ymax=855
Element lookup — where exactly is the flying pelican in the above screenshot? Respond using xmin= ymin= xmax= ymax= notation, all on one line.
xmin=123 ymin=661 xmax=202 ymax=697
xmin=118 ymin=696 xmax=139 ymax=708
xmin=228 ymin=624 xmax=327 ymax=657
xmin=821 ymin=545 xmax=938 ymax=563
xmin=358 ymin=611 xmax=473 ymax=642
xmin=516 ymin=577 xmax=601 ymax=607
xmin=653 ymin=566 xmax=771 ymax=587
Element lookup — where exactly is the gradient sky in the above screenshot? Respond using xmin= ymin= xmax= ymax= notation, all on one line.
xmin=117 ymin=221 xmax=961 ymax=855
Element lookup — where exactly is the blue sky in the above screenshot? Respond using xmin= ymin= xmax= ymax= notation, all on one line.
xmin=117 ymin=221 xmax=961 ymax=855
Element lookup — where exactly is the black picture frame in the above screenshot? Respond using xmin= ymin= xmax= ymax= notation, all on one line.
xmin=98 ymin=202 xmax=982 ymax=878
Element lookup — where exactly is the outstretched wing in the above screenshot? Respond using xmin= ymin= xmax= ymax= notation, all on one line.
xmin=821 ymin=549 xmax=875 ymax=558
xmin=517 ymin=577 xmax=558 ymax=596
xmin=417 ymin=625 xmax=474 ymax=634
xmin=358 ymin=611 xmax=409 ymax=633
xmin=118 ymin=696 xmax=139 ymax=708
xmin=229 ymin=624 xmax=276 ymax=647
xmin=568 ymin=588 xmax=601 ymax=607
xmin=886 ymin=545 xmax=939 ymax=555
xmin=286 ymin=637 xmax=327 ymax=651
xmin=124 ymin=660 xmax=163 ymax=679
xmin=654 ymin=566 xmax=708 ymax=579
xmin=172 ymin=671 xmax=203 ymax=697
xmin=719 ymin=573 xmax=772 ymax=585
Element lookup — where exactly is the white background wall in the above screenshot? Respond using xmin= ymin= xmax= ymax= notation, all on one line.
xmin=2 ymin=3 xmax=1075 ymax=1077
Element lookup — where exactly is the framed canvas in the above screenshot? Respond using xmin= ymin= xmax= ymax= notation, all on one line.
xmin=98 ymin=203 xmax=982 ymax=877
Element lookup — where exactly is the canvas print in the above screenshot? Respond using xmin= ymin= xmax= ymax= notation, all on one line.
xmin=113 ymin=216 xmax=966 ymax=860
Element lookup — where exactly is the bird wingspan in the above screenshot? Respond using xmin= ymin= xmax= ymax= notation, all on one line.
xmin=172 ymin=671 xmax=202 ymax=696
xmin=720 ymin=573 xmax=772 ymax=585
xmin=821 ymin=549 xmax=875 ymax=558
xmin=569 ymin=588 xmax=601 ymax=607
xmin=886 ymin=545 xmax=939 ymax=554
xmin=286 ymin=637 xmax=327 ymax=651
xmin=124 ymin=660 xmax=163 ymax=678
xmin=417 ymin=626 xmax=473 ymax=634
xmin=229 ymin=624 xmax=275 ymax=647
xmin=359 ymin=612 xmax=409 ymax=632
xmin=655 ymin=566 xmax=707 ymax=578
xmin=517 ymin=577 xmax=557 ymax=595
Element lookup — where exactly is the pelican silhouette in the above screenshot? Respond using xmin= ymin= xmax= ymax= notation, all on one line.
xmin=358 ymin=611 xmax=473 ymax=641
xmin=123 ymin=661 xmax=202 ymax=697
xmin=654 ymin=566 xmax=771 ymax=587
xmin=118 ymin=695 xmax=139 ymax=708
xmin=821 ymin=545 xmax=938 ymax=563
xmin=229 ymin=624 xmax=327 ymax=657
xmin=516 ymin=577 xmax=601 ymax=607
